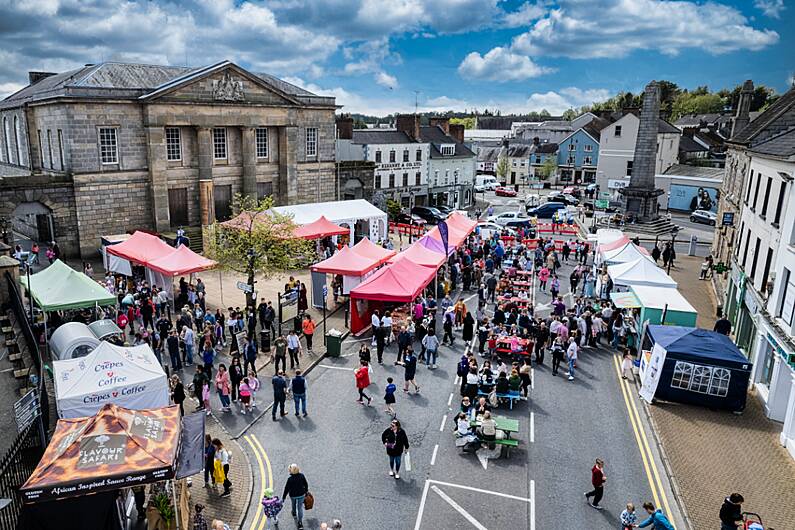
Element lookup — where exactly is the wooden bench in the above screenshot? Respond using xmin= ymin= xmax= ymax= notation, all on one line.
xmin=477 ymin=390 xmax=523 ymax=410
xmin=480 ymin=437 xmax=520 ymax=458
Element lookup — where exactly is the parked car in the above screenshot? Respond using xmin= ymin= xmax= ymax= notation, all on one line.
xmin=475 ymin=175 xmax=499 ymax=191
xmin=504 ymin=220 xmax=537 ymax=238
xmin=434 ymin=205 xmax=454 ymax=215
xmin=411 ymin=206 xmax=446 ymax=224
xmin=526 ymin=201 xmax=567 ymax=218
xmin=690 ymin=209 xmax=717 ymax=226
xmin=477 ymin=222 xmax=516 ymax=238
xmin=394 ymin=213 xmax=426 ymax=226
xmin=547 ymin=191 xmax=579 ymax=206
xmin=487 ymin=211 xmax=529 ymax=226
xmin=495 ymin=186 xmax=518 ymax=197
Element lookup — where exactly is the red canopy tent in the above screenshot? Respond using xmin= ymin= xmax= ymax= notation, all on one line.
xmin=350 ymin=237 xmax=396 ymax=265
xmin=597 ymin=235 xmax=631 ymax=253
xmin=445 ymin=212 xmax=477 ymax=234
xmin=105 ymin=231 xmax=173 ymax=266
xmin=147 ymin=245 xmax=218 ymax=276
xmin=293 ymin=215 xmax=349 ymax=239
xmin=311 ymin=245 xmax=382 ymax=276
xmin=387 ymin=241 xmax=446 ymax=268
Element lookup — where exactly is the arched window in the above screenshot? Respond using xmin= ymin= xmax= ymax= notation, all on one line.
xmin=1 ymin=117 xmax=8 ymax=163
xmin=13 ymin=116 xmax=22 ymax=165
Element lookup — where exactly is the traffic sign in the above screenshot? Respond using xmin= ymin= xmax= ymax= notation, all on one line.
xmin=236 ymin=281 xmax=254 ymax=293
xmin=14 ymin=389 xmax=40 ymax=433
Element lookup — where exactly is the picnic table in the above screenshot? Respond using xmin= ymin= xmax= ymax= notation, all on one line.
xmin=515 ymin=270 xmax=533 ymax=277
xmin=509 ymin=280 xmax=532 ymax=288
xmin=495 ymin=336 xmax=533 ymax=356
xmin=496 ymin=296 xmax=532 ymax=306
xmin=470 ymin=416 xmax=519 ymax=436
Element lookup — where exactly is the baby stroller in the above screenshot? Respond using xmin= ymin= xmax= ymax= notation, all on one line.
xmin=743 ymin=512 xmax=771 ymax=530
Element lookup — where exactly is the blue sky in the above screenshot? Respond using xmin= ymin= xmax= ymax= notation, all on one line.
xmin=0 ymin=0 xmax=791 ymax=116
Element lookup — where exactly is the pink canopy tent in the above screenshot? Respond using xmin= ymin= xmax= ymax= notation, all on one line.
xmin=445 ymin=212 xmax=477 ymax=234
xmin=427 ymin=224 xmax=468 ymax=248
xmin=350 ymin=257 xmax=436 ymax=303
xmin=147 ymin=245 xmax=217 ymax=276
xmin=418 ymin=234 xmax=453 ymax=255
xmin=106 ymin=231 xmax=173 ymax=265
xmin=293 ymin=216 xmax=349 ymax=239
xmin=597 ymin=235 xmax=631 ymax=254
xmin=350 ymin=237 xmax=396 ymax=265
xmin=311 ymin=245 xmax=383 ymax=276
xmin=388 ymin=241 xmax=446 ymax=268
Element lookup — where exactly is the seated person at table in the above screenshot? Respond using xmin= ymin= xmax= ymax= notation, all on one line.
xmin=460 ymin=397 xmax=472 ymax=415
xmin=495 ymin=358 xmax=509 ymax=375
xmin=474 ymin=396 xmax=491 ymax=417
xmin=477 ymin=411 xmax=498 ymax=447
xmin=479 ymin=360 xmax=492 ymax=376
xmin=479 ymin=371 xmax=495 ymax=393
xmin=509 ymin=369 xmax=522 ymax=393
xmin=487 ymin=333 xmax=497 ymax=357
xmin=518 ymin=289 xmax=529 ymax=300
xmin=495 ymin=372 xmax=510 ymax=394
xmin=454 ymin=412 xmax=474 ymax=437
xmin=510 ymin=335 xmax=522 ymax=354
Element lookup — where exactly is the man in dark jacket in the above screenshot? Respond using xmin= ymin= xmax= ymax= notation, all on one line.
xmin=271 ymin=371 xmax=288 ymax=421
xmin=719 ymin=493 xmax=744 ymax=530
xmin=166 ymin=330 xmax=182 ymax=371
xmin=396 ymin=326 xmax=412 ymax=362
xmin=243 ymin=336 xmax=258 ymax=376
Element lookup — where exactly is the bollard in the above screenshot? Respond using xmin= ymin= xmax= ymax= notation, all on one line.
xmin=688 ymin=234 xmax=698 ymax=256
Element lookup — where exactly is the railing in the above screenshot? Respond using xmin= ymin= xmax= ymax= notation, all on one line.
xmin=0 ymin=423 xmax=44 ymax=530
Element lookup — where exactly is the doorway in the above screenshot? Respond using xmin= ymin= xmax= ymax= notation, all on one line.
xmin=12 ymin=202 xmax=53 ymax=243
xmin=214 ymin=184 xmax=233 ymax=221
xmin=168 ymin=188 xmax=189 ymax=227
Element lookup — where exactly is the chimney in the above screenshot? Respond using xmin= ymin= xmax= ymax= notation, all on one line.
xmin=429 ymin=117 xmax=450 ymax=135
xmin=449 ymin=124 xmax=465 ymax=144
xmin=731 ymin=79 xmax=754 ymax=138
xmin=396 ymin=114 xmax=421 ymax=142
xmin=336 ymin=115 xmax=354 ymax=140
xmin=28 ymin=72 xmax=57 ymax=85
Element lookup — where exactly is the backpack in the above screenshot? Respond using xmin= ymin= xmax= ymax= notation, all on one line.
xmin=457 ymin=357 xmax=469 ymax=377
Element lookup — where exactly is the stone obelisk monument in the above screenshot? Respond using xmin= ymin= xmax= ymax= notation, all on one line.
xmin=620 ymin=81 xmax=665 ymax=222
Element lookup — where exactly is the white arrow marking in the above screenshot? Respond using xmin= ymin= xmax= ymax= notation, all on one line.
xmin=431 ymin=485 xmax=489 ymax=530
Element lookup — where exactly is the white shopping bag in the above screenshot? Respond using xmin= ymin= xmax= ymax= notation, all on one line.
xmin=404 ymin=451 xmax=412 ymax=472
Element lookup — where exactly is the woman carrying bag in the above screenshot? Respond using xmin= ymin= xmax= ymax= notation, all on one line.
xmin=282 ymin=464 xmax=310 ymax=529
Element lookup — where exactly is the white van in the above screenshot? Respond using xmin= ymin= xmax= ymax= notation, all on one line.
xmin=524 ymin=193 xmax=541 ymax=209
xmin=475 ymin=175 xmax=499 ymax=192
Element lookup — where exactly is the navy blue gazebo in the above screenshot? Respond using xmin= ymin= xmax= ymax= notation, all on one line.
xmin=643 ymin=325 xmax=753 ymax=412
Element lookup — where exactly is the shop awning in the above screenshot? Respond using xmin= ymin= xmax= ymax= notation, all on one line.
xmin=147 ymin=245 xmax=217 ymax=276
xmin=311 ymin=245 xmax=383 ymax=276
xmin=105 ymin=231 xmax=174 ymax=266
xmin=350 ymin=256 xmax=436 ymax=302
xmin=19 ymin=260 xmax=116 ymax=311
xmin=351 ymin=237 xmax=396 ymax=265
xmin=21 ymin=403 xmax=181 ymax=504
xmin=293 ymin=216 xmax=349 ymax=239
xmin=388 ymin=241 xmax=446 ymax=268
xmin=607 ymin=257 xmax=678 ymax=288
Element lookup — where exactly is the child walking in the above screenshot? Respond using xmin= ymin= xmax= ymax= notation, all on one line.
xmin=247 ymin=370 xmax=260 ymax=408
xmin=384 ymin=377 xmax=397 ymax=416
xmin=202 ymin=379 xmax=211 ymax=416
xmin=620 ymin=502 xmax=637 ymax=530
xmin=621 ymin=350 xmax=634 ymax=380
xmin=239 ymin=377 xmax=252 ymax=414
xmin=261 ymin=487 xmax=283 ymax=529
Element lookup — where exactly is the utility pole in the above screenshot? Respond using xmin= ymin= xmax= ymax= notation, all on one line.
xmin=413 ymin=90 xmax=421 ymax=114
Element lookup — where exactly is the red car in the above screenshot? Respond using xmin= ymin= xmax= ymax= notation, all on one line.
xmin=495 ymin=186 xmax=517 ymax=197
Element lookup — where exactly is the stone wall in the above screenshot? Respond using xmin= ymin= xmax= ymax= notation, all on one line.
xmin=337 ymin=161 xmax=376 ymax=201
xmin=0 ymin=106 xmax=30 ymax=169
xmin=294 ymin=162 xmax=336 ymax=204
xmin=72 ymin=171 xmax=153 ymax=257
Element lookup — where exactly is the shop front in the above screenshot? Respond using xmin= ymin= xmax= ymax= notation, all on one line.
xmin=724 ymin=262 xmax=758 ymax=358
xmin=750 ymin=318 xmax=795 ymax=423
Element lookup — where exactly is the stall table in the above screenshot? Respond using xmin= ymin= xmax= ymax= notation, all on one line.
xmin=495 ymin=336 xmax=533 ymax=356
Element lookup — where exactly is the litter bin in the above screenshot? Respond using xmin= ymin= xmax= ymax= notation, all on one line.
xmin=260 ymin=329 xmax=271 ymax=351
xmin=326 ymin=332 xmax=343 ymax=357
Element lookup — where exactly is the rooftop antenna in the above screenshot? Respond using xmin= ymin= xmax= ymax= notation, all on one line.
xmin=413 ymin=90 xmax=421 ymax=114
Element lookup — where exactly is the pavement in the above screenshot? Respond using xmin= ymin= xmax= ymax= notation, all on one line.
xmin=645 ymin=256 xmax=795 ymax=530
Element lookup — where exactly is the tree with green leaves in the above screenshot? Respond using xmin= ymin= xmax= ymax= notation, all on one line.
xmin=386 ymin=199 xmax=401 ymax=220
xmin=670 ymin=92 xmax=725 ymax=121
xmin=538 ymin=157 xmax=557 ymax=181
xmin=562 ymin=108 xmax=578 ymax=121
xmin=450 ymin=117 xmax=475 ymax=129
xmin=205 ymin=193 xmax=314 ymax=308
xmin=496 ymin=155 xmax=510 ymax=183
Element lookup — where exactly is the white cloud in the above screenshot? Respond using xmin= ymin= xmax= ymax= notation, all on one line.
xmin=423 ymin=95 xmax=470 ymax=109
xmin=374 ymin=71 xmax=398 ymax=89
xmin=755 ymin=0 xmax=785 ymax=18
xmin=0 ymin=82 xmax=25 ymax=100
xmin=525 ymin=87 xmax=611 ymax=114
xmin=510 ymin=0 xmax=779 ymax=58
xmin=458 ymin=47 xmax=553 ymax=81
xmin=503 ymin=2 xmax=547 ymax=28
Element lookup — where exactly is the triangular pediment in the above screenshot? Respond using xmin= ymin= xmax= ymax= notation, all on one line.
xmin=140 ymin=61 xmax=301 ymax=106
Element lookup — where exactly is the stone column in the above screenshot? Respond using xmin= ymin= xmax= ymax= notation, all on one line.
xmin=241 ymin=126 xmax=258 ymax=201
xmin=277 ymin=126 xmax=298 ymax=205
xmin=196 ymin=127 xmax=215 ymax=225
xmin=145 ymin=126 xmax=171 ymax=232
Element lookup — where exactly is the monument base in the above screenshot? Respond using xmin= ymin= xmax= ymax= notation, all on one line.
xmin=619 ymin=186 xmax=665 ymax=223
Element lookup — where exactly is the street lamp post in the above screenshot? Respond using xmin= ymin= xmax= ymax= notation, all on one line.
xmin=246 ymin=248 xmax=257 ymax=309
xmin=666 ymin=228 xmax=679 ymax=275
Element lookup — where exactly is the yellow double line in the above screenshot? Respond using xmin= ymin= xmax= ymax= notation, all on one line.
xmin=611 ymin=354 xmax=674 ymax=525
xmin=244 ymin=434 xmax=274 ymax=530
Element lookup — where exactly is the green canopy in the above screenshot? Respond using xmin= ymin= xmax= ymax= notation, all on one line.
xmin=19 ymin=260 xmax=116 ymax=311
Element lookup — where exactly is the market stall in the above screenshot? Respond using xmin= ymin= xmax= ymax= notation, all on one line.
xmin=19 ymin=259 xmax=116 ymax=311
xmin=349 ymin=257 xmax=437 ymax=334
xmin=19 ymin=403 xmax=182 ymax=530
xmin=271 ymin=199 xmax=389 ymax=243
xmin=638 ymin=325 xmax=752 ymax=412
xmin=350 ymin=237 xmax=397 ymax=264
xmin=53 ymin=342 xmax=169 ymax=418
xmin=417 ymin=234 xmax=454 ymax=255
xmin=630 ymin=284 xmax=698 ymax=328
xmin=293 ymin=215 xmax=349 ymax=239
xmin=607 ymin=257 xmax=678 ymax=290
xmin=105 ymin=231 xmax=174 ymax=276
xmin=387 ymin=241 xmax=446 ymax=268
xmin=597 ymin=241 xmax=651 ymax=265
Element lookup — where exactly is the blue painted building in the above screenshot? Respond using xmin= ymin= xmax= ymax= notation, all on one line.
xmin=557 ymin=123 xmax=604 ymax=184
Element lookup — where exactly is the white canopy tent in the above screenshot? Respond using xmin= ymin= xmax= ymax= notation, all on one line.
xmin=599 ymin=242 xmax=652 ymax=265
xmin=53 ymin=342 xmax=169 ymax=418
xmin=271 ymin=199 xmax=389 ymax=243
xmin=607 ymin=257 xmax=678 ymax=290
xmin=596 ymin=228 xmax=625 ymax=246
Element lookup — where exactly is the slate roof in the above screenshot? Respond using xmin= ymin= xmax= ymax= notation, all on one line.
xmin=419 ymin=125 xmax=475 ymax=158
xmin=579 ymin=116 xmax=610 ymax=142
xmin=658 ymin=119 xmax=680 ymax=134
xmin=535 ymin=142 xmax=559 ymax=154
xmin=352 ymin=129 xmax=413 ymax=145
xmin=663 ymin=164 xmax=724 ymax=179
xmin=693 ymin=130 xmax=725 ymax=148
xmin=732 ymin=87 xmax=795 ymax=144
xmin=1 ymin=60 xmax=327 ymax=108
xmin=679 ymin=135 xmax=708 ymax=153
xmin=674 ymin=113 xmax=723 ymax=127
xmin=748 ymin=127 xmax=795 ymax=158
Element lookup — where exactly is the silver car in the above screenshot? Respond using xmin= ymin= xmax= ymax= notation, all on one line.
xmin=690 ymin=209 xmax=717 ymax=226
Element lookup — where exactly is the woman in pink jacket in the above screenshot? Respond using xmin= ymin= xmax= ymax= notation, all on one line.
xmin=215 ymin=364 xmax=231 ymax=412
xmin=538 ymin=266 xmax=550 ymax=291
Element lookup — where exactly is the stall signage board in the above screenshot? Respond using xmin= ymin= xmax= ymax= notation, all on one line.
xmin=14 ymin=389 xmax=40 ymax=434
xmin=639 ymin=343 xmax=667 ymax=404
xmin=595 ymin=199 xmax=609 ymax=209
xmin=722 ymin=212 xmax=735 ymax=226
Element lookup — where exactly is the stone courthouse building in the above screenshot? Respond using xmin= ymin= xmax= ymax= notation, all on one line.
xmin=0 ymin=60 xmax=337 ymax=257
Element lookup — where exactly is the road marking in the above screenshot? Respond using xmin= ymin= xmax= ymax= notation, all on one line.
xmin=244 ymin=435 xmax=268 ymax=530
xmin=447 ymin=392 xmax=454 ymax=407
xmin=439 ymin=414 xmax=448 ymax=432
xmin=530 ymin=368 xmax=535 ymax=390
xmin=431 ymin=485 xmax=488 ymax=530
xmin=427 ymin=480 xmax=533 ymax=503
xmin=530 ymin=412 xmax=534 ymax=443
xmin=431 ymin=444 xmax=438 ymax=466
xmin=463 ymin=293 xmax=478 ymax=303
xmin=611 ymin=355 xmax=664 ymax=512
xmin=414 ymin=480 xmax=432 ymax=530
xmin=615 ymin=355 xmax=675 ymax=521
xmin=530 ymin=479 xmax=535 ymax=530
xmin=454 ymin=374 xmax=461 ymax=385
xmin=317 ymin=364 xmax=354 ymax=371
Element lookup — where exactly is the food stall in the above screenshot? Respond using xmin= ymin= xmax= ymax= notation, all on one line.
xmin=607 ymin=257 xmax=678 ymax=291
xmin=630 ymin=284 xmax=698 ymax=328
